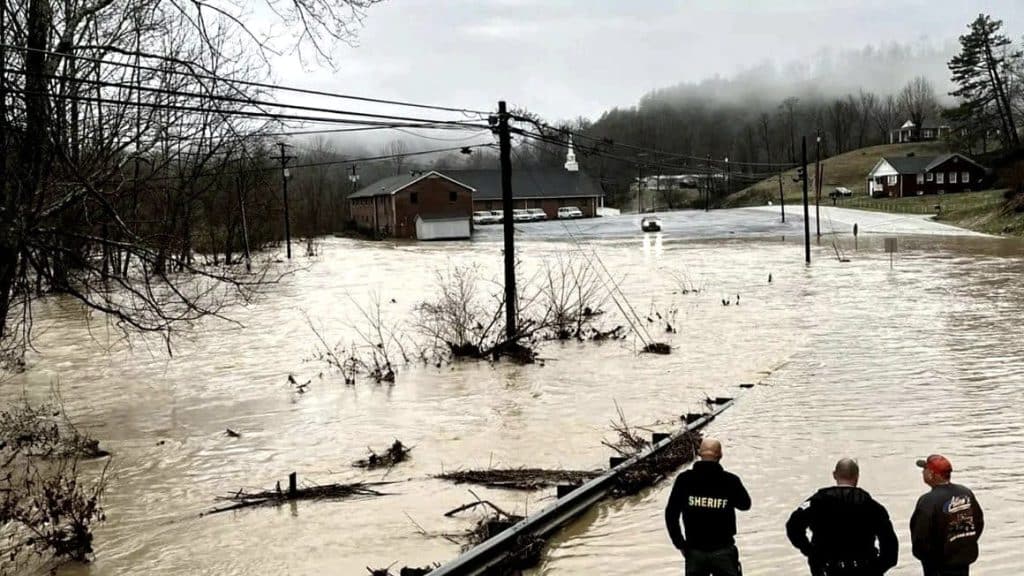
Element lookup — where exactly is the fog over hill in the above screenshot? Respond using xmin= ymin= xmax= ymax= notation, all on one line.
xmin=635 ymin=40 xmax=958 ymax=113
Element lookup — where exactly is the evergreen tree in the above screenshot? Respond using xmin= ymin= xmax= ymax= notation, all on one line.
xmin=949 ymin=14 xmax=1022 ymax=148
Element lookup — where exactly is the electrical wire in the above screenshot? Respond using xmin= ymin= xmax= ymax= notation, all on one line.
xmin=1 ymin=43 xmax=491 ymax=117
xmin=511 ymin=113 xmax=798 ymax=169
xmin=4 ymin=70 xmax=490 ymax=129
xmin=128 ymin=143 xmax=497 ymax=183
xmin=4 ymin=87 xmax=491 ymax=130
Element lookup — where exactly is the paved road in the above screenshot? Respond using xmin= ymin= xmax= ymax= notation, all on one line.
xmin=473 ymin=206 xmax=988 ymax=242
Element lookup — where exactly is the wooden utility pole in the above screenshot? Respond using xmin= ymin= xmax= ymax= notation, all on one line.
xmin=814 ymin=133 xmax=821 ymax=238
xmin=802 ymin=136 xmax=811 ymax=264
xmin=497 ymin=101 xmax=517 ymax=341
xmin=778 ymin=172 xmax=786 ymax=222
xmin=236 ymin=162 xmax=252 ymax=272
xmin=704 ymin=155 xmax=711 ymax=212
xmin=636 ymin=164 xmax=643 ymax=213
xmin=278 ymin=142 xmax=292 ymax=259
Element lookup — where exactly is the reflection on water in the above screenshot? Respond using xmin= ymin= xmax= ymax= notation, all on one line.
xmin=5 ymin=232 xmax=1024 ymax=575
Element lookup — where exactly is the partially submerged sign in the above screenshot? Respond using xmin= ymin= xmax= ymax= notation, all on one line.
xmin=885 ymin=237 xmax=898 ymax=268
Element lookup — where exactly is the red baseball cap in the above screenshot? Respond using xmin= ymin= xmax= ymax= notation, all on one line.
xmin=916 ymin=454 xmax=953 ymax=475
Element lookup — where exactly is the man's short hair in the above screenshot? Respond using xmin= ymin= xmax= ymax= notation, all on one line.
xmin=834 ymin=458 xmax=860 ymax=480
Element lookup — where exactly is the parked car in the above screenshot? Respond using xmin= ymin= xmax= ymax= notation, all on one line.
xmin=526 ymin=208 xmax=547 ymax=221
xmin=558 ymin=206 xmax=584 ymax=219
xmin=473 ymin=211 xmax=498 ymax=225
xmin=829 ymin=186 xmax=853 ymax=199
xmin=512 ymin=209 xmax=532 ymax=222
xmin=490 ymin=210 xmax=504 ymax=222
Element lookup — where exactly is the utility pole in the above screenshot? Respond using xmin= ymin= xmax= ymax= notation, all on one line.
xmin=704 ymin=154 xmax=711 ymax=212
xmin=778 ymin=172 xmax=786 ymax=223
xmin=636 ymin=152 xmax=647 ymax=214
xmin=348 ymin=164 xmax=360 ymax=226
xmin=277 ymin=142 xmax=292 ymax=259
xmin=496 ymin=101 xmax=517 ymax=342
xmin=236 ymin=160 xmax=252 ymax=272
xmin=725 ymin=156 xmax=730 ymax=197
xmin=802 ymin=136 xmax=811 ymax=265
xmin=814 ymin=132 xmax=821 ymax=239
xmin=636 ymin=164 xmax=643 ymax=214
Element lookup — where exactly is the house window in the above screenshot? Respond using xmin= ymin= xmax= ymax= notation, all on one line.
xmin=927 ymin=173 xmax=934 ymax=182
xmin=950 ymin=172 xmax=957 ymax=184
xmin=410 ymin=192 xmax=418 ymax=204
xmin=887 ymin=175 xmax=898 ymax=185
xmin=449 ymin=190 xmax=457 ymax=203
xmin=962 ymin=171 xmax=970 ymax=183
xmin=916 ymin=174 xmax=924 ymax=185
xmin=936 ymin=173 xmax=944 ymax=184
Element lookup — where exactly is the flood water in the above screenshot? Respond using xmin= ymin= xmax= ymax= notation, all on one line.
xmin=6 ymin=216 xmax=1024 ymax=575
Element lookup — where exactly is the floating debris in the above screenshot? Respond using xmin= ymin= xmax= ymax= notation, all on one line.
xmin=354 ymin=440 xmax=412 ymax=470
xmin=612 ymin=430 xmax=702 ymax=496
xmin=437 ymin=468 xmax=601 ymax=491
xmin=641 ymin=342 xmax=671 ymax=355
xmin=602 ymin=401 xmax=651 ymax=457
xmin=705 ymin=396 xmax=734 ymax=406
xmin=203 ymin=473 xmax=392 ymax=516
xmin=225 ymin=429 xmax=241 ymax=438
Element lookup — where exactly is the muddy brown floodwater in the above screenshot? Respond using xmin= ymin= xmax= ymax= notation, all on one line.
xmin=5 ymin=231 xmax=1024 ymax=575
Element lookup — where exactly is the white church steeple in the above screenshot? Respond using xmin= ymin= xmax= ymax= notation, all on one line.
xmin=564 ymin=136 xmax=579 ymax=172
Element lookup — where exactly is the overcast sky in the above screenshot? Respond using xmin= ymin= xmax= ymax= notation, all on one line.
xmin=274 ymin=0 xmax=1024 ymax=126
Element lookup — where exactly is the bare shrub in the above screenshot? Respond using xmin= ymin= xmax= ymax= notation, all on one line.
xmin=0 ymin=398 xmax=109 ymax=570
xmin=413 ymin=264 xmax=509 ymax=360
xmin=307 ymin=293 xmax=410 ymax=383
xmin=536 ymin=253 xmax=605 ymax=341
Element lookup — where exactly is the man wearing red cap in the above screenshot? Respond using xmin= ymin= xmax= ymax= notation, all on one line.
xmin=910 ymin=455 xmax=984 ymax=576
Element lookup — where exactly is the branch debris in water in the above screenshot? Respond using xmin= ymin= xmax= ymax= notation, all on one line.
xmin=202 ymin=474 xmax=394 ymax=516
xmin=353 ymin=439 xmax=413 ymax=470
xmin=436 ymin=468 xmax=601 ymax=491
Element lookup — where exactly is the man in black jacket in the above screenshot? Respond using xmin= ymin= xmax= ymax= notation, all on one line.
xmin=911 ymin=454 xmax=984 ymax=576
xmin=786 ymin=458 xmax=898 ymax=575
xmin=664 ymin=438 xmax=751 ymax=576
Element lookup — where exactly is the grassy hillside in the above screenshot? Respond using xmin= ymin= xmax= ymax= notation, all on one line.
xmin=835 ymin=189 xmax=1021 ymax=234
xmin=724 ymin=141 xmax=950 ymax=208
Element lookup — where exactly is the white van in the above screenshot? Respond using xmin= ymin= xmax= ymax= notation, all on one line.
xmin=557 ymin=206 xmax=584 ymax=219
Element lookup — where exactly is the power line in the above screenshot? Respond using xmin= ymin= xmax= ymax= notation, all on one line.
xmin=4 ymin=70 xmax=490 ymax=129
xmin=4 ymin=87 xmax=491 ymax=130
xmin=128 ymin=143 xmax=497 ymax=183
xmin=1 ymin=43 xmax=491 ymax=117
xmin=512 ymin=114 xmax=797 ymax=169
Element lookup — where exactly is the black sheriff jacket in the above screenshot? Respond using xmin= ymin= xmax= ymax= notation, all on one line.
xmin=664 ymin=460 xmax=751 ymax=552
xmin=786 ymin=485 xmax=898 ymax=571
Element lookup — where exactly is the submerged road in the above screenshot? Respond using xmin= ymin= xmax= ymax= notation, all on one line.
xmin=472 ymin=206 xmax=989 ymax=243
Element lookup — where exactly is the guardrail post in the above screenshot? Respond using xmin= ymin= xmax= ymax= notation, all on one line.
xmin=557 ymin=484 xmax=580 ymax=498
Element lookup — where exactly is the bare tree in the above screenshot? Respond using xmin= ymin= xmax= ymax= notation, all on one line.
xmin=897 ymin=76 xmax=939 ymax=129
xmin=383 ymin=139 xmax=409 ymax=176
xmin=856 ymin=90 xmax=878 ymax=148
xmin=874 ymin=94 xmax=900 ymax=143
xmin=0 ymin=0 xmax=384 ymax=359
xmin=780 ymin=97 xmax=800 ymax=163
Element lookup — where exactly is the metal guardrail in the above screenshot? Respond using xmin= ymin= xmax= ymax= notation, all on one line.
xmin=429 ymin=399 xmax=737 ymax=576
